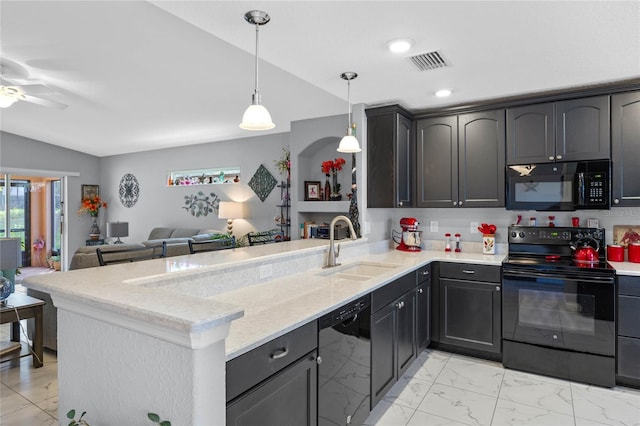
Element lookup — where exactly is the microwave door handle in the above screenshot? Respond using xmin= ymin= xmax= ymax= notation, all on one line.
xmin=577 ymin=172 xmax=586 ymax=205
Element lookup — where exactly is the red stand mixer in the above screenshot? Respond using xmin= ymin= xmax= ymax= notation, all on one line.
xmin=392 ymin=217 xmax=422 ymax=252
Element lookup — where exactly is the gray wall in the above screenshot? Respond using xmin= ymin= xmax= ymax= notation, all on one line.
xmin=99 ymin=133 xmax=290 ymax=244
xmin=0 ymin=131 xmax=101 ymax=264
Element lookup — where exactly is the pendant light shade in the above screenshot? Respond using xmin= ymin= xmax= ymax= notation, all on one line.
xmin=337 ymin=72 xmax=361 ymax=153
xmin=240 ymin=10 xmax=275 ymax=131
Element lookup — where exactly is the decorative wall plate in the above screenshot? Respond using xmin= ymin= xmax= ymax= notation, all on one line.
xmin=182 ymin=191 xmax=220 ymax=217
xmin=119 ymin=173 xmax=140 ymax=208
xmin=248 ymin=164 xmax=277 ymax=202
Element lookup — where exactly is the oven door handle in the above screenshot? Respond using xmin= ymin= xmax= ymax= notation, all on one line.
xmin=503 ymin=269 xmax=615 ymax=284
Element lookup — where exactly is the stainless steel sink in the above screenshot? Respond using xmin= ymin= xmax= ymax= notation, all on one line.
xmin=318 ymin=261 xmax=401 ymax=281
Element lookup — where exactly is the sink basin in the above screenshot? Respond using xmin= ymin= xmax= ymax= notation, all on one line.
xmin=318 ymin=261 xmax=401 ymax=281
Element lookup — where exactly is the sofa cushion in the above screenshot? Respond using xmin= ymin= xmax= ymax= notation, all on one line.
xmin=170 ymin=228 xmax=200 ymax=238
xmin=148 ymin=227 xmax=174 ymax=240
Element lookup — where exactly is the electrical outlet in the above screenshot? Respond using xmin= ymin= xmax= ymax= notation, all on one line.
xmin=430 ymin=221 xmax=438 ymax=232
xmin=259 ymin=264 xmax=273 ymax=280
xmin=471 ymin=222 xmax=479 ymax=233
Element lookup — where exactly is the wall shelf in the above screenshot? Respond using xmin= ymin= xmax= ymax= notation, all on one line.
xmin=297 ymin=201 xmax=350 ymax=213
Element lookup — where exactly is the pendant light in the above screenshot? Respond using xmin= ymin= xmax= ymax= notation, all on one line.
xmin=337 ymin=72 xmax=361 ymax=153
xmin=240 ymin=10 xmax=275 ymax=131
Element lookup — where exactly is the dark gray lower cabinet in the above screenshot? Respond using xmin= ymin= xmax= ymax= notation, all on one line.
xmin=416 ymin=265 xmax=432 ymax=351
xmin=371 ymin=271 xmax=418 ymax=407
xmin=226 ymin=321 xmax=318 ymax=426
xmin=617 ymin=275 xmax=640 ymax=387
xmin=436 ymin=262 xmax=502 ymax=355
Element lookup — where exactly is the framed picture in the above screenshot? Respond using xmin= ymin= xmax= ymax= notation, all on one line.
xmin=82 ymin=184 xmax=99 ymax=199
xmin=304 ymin=181 xmax=321 ymax=201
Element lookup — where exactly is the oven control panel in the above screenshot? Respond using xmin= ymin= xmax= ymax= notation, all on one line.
xmin=508 ymin=226 xmax=604 ymax=245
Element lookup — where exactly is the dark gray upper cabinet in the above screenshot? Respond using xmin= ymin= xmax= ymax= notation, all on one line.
xmin=611 ymin=91 xmax=640 ymax=207
xmin=367 ymin=106 xmax=413 ymax=208
xmin=416 ymin=110 xmax=505 ymax=208
xmin=507 ymin=95 xmax=610 ymax=165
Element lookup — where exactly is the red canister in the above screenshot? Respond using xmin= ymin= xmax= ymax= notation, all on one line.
xmin=629 ymin=242 xmax=640 ymax=263
xmin=607 ymin=244 xmax=624 ymax=262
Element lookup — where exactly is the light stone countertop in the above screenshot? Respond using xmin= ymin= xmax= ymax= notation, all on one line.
xmin=607 ymin=260 xmax=640 ymax=276
xmin=23 ymin=238 xmax=506 ymax=360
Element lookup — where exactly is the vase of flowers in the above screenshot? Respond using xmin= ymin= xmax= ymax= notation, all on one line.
xmin=78 ymin=195 xmax=108 ymax=240
xmin=321 ymin=157 xmax=346 ymax=201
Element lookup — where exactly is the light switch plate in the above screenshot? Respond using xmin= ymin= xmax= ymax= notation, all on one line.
xmin=430 ymin=221 xmax=438 ymax=232
xmin=471 ymin=222 xmax=479 ymax=233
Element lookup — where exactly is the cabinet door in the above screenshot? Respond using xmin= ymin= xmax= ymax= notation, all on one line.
xmin=396 ymin=291 xmax=416 ymax=377
xmin=458 ymin=109 xmax=506 ymax=207
xmin=506 ymin=102 xmax=554 ymax=165
xmin=396 ymin=114 xmax=413 ymax=207
xmin=555 ymin=95 xmax=610 ymax=162
xmin=371 ymin=303 xmax=396 ymax=407
xmin=416 ymin=280 xmax=431 ymax=351
xmin=611 ymin=91 xmax=640 ymax=207
xmin=439 ymin=278 xmax=502 ymax=353
xmin=416 ymin=116 xmax=458 ymax=207
xmin=367 ymin=113 xmax=395 ymax=208
xmin=226 ymin=351 xmax=318 ymax=426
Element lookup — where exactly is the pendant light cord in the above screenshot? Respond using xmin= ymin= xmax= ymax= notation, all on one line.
xmin=254 ymin=23 xmax=260 ymax=98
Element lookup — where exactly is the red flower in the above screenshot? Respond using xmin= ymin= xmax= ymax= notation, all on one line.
xmin=321 ymin=157 xmax=346 ymax=175
xmin=78 ymin=195 xmax=108 ymax=216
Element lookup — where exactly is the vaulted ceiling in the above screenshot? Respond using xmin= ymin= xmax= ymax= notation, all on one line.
xmin=1 ymin=1 xmax=638 ymax=157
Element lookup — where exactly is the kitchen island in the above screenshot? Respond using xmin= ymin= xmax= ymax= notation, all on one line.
xmin=23 ymin=238 xmax=504 ymax=425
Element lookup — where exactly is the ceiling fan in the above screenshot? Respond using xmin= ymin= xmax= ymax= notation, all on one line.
xmin=0 ymin=64 xmax=67 ymax=109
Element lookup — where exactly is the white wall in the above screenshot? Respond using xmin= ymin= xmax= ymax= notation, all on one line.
xmin=99 ymin=133 xmax=290 ymax=243
xmin=0 ymin=131 xmax=101 ymax=266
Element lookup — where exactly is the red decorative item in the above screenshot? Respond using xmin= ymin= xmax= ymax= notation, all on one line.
xmin=454 ymin=233 xmax=462 ymax=253
xmin=629 ymin=242 xmax=640 ymax=263
xmin=393 ymin=217 xmax=422 ymax=252
xmin=445 ymin=233 xmax=452 ymax=252
xmin=607 ymin=245 xmax=624 ymax=262
xmin=570 ymin=237 xmax=600 ymax=264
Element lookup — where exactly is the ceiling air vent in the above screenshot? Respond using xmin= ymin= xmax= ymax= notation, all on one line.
xmin=408 ymin=50 xmax=447 ymax=71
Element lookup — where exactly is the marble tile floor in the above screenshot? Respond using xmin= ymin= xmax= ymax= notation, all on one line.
xmin=2 ymin=340 xmax=640 ymax=426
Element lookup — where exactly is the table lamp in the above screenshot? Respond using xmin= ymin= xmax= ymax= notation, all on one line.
xmin=218 ymin=202 xmax=245 ymax=236
xmin=107 ymin=222 xmax=129 ymax=244
xmin=0 ymin=238 xmax=21 ymax=306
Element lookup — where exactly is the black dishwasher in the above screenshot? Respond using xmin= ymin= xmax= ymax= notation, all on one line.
xmin=318 ymin=295 xmax=371 ymax=426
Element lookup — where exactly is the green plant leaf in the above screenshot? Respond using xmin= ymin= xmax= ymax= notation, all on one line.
xmin=67 ymin=409 xmax=76 ymax=419
xmin=160 ymin=421 xmax=171 ymax=426
xmin=147 ymin=413 xmax=160 ymax=422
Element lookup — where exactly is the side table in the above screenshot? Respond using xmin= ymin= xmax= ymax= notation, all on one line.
xmin=0 ymin=293 xmax=45 ymax=368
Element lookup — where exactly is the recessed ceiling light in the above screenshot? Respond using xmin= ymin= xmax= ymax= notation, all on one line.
xmin=386 ymin=38 xmax=413 ymax=53
xmin=435 ymin=89 xmax=452 ymax=98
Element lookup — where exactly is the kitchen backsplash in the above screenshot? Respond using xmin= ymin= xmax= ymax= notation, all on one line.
xmin=366 ymin=206 xmax=640 ymax=246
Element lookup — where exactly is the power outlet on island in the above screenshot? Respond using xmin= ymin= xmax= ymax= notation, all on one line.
xmin=259 ymin=264 xmax=273 ymax=280
xmin=430 ymin=221 xmax=438 ymax=233
xmin=470 ymin=222 xmax=479 ymax=233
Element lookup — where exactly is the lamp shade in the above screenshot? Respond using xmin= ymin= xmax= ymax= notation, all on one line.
xmin=107 ymin=222 xmax=129 ymax=238
xmin=240 ymin=104 xmax=275 ymax=130
xmin=337 ymin=134 xmax=362 ymax=153
xmin=218 ymin=202 xmax=245 ymax=219
xmin=0 ymin=238 xmax=21 ymax=269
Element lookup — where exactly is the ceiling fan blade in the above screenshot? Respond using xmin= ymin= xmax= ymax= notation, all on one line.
xmin=0 ymin=77 xmax=48 ymax=87
xmin=22 ymin=94 xmax=68 ymax=110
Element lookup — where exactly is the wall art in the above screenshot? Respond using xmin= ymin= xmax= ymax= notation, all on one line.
xmin=119 ymin=173 xmax=140 ymax=208
xmin=248 ymin=164 xmax=277 ymax=202
xmin=183 ymin=191 xmax=220 ymax=217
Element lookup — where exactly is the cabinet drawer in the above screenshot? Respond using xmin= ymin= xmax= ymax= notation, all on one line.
xmin=618 ymin=336 xmax=640 ymax=380
xmin=417 ymin=264 xmax=431 ymax=284
xmin=226 ymin=321 xmax=317 ymax=402
xmin=619 ymin=275 xmax=640 ymax=297
xmin=372 ymin=272 xmax=415 ymax=313
xmin=439 ymin=262 xmax=501 ymax=283
xmin=618 ymin=295 xmax=640 ymax=338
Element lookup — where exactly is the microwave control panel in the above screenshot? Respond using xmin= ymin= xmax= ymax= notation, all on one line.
xmin=583 ymin=171 xmax=607 ymax=205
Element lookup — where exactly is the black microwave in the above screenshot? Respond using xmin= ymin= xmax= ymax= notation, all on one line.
xmin=506 ymin=159 xmax=610 ymax=211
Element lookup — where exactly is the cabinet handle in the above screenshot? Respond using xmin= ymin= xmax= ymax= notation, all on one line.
xmin=421 ymin=270 xmax=429 ymax=276
xmin=418 ymin=288 xmax=424 ymax=294
xmin=462 ymin=269 xmax=475 ymax=274
xmin=398 ymin=201 xmax=403 ymax=206
xmin=549 ymin=156 xmax=555 ymax=161
xmin=453 ymin=201 xmax=458 ymax=206
xmin=270 ymin=347 xmax=289 ymax=359
xmin=458 ymin=201 xmax=463 ymax=206
xmin=396 ymin=301 xmax=405 ymax=309
xmin=614 ymin=199 xmax=620 ymax=205
xmin=496 ymin=286 xmax=501 ymax=291
xmin=556 ymin=155 xmax=562 ymax=160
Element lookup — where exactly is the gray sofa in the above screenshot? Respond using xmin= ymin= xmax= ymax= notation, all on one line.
xmin=30 ymin=227 xmax=226 ymax=351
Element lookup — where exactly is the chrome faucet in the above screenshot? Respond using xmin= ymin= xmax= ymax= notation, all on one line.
xmin=325 ymin=215 xmax=357 ymax=268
